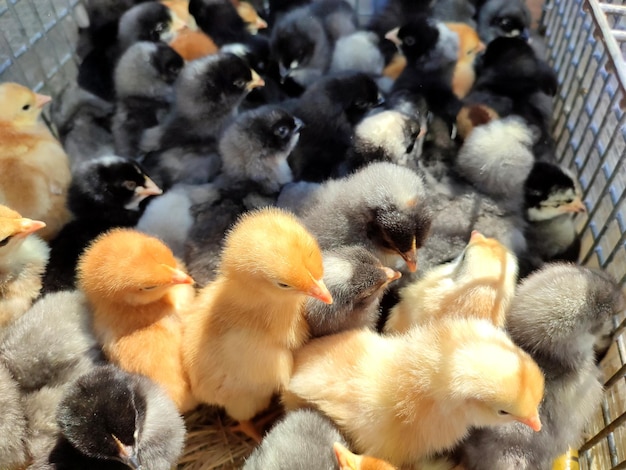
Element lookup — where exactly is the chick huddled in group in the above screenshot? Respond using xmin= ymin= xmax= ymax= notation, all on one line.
xmin=183 ymin=207 xmax=332 ymax=441
xmin=77 ymin=228 xmax=196 ymax=412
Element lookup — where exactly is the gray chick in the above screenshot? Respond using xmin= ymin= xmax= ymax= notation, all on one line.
xmin=31 ymin=364 xmax=186 ymax=469
xmin=459 ymin=263 xmax=625 ymax=470
xmin=329 ymin=30 xmax=385 ymax=76
xmin=140 ymin=52 xmax=264 ymax=189
xmin=306 ymin=246 xmax=402 ymax=338
xmin=243 ymin=408 xmax=348 ymax=470
xmin=112 ymin=41 xmax=184 ymax=158
xmin=300 ymin=162 xmax=432 ymax=273
xmin=0 ymin=361 xmax=28 ymax=469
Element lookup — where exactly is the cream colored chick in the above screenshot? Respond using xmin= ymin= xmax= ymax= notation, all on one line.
xmin=386 ymin=231 xmax=518 ymax=333
xmin=76 ymin=228 xmax=197 ymax=412
xmin=0 ymin=204 xmax=49 ymax=329
xmin=283 ymin=317 xmax=544 ymax=468
xmin=183 ymin=207 xmax=332 ymax=441
xmin=0 ymin=83 xmax=71 ymax=241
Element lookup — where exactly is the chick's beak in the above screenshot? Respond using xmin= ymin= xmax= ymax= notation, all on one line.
xmin=476 ymin=41 xmax=487 ymax=53
xmin=383 ymin=267 xmax=402 ymax=282
xmin=399 ymin=239 xmax=418 ymax=272
xmin=384 ymin=27 xmax=402 ymax=46
xmin=137 ymin=176 xmax=163 ymax=198
xmin=308 ymin=279 xmax=333 ymax=304
xmin=114 ymin=435 xmax=141 ymax=470
xmin=561 ymin=197 xmax=586 ymax=214
xmin=35 ymin=93 xmax=52 ymax=108
xmin=470 ymin=230 xmax=485 ymax=242
xmin=162 ymin=265 xmax=194 ymax=285
xmin=246 ymin=69 xmax=265 ymax=90
xmin=255 ymin=17 xmax=268 ymax=30
xmin=516 ymin=413 xmax=542 ymax=432
xmin=17 ymin=218 xmax=46 ymax=237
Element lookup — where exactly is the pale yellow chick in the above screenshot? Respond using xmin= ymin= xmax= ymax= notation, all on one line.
xmin=386 ymin=231 xmax=518 ymax=333
xmin=283 ymin=317 xmax=544 ymax=468
xmin=183 ymin=207 xmax=332 ymax=441
xmin=0 ymin=83 xmax=71 ymax=240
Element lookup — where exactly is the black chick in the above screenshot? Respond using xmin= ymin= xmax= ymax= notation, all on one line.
xmin=184 ymin=105 xmax=303 ymax=286
xmin=476 ymin=0 xmax=531 ymax=44
xmin=112 ymin=41 xmax=184 ymax=158
xmin=286 ymin=71 xmax=384 ymax=182
xmin=140 ymin=52 xmax=265 ymax=189
xmin=42 ymin=156 xmax=162 ymax=293
xmin=189 ymin=0 xmax=250 ymax=46
xmin=34 ymin=364 xmax=185 ymax=470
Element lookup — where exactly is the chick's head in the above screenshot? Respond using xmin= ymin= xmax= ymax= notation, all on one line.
xmin=77 ymin=228 xmax=193 ymax=306
xmin=0 ymin=204 xmax=46 ymax=257
xmin=220 ymin=207 xmax=332 ymax=304
xmin=454 ymin=231 xmax=518 ymax=282
xmin=0 ymin=82 xmax=51 ymax=127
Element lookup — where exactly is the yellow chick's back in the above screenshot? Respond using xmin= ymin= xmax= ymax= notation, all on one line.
xmin=77 ymin=228 xmax=197 ymax=412
xmin=0 ymin=83 xmax=71 ymax=241
xmin=445 ymin=23 xmax=485 ymax=99
xmin=386 ymin=231 xmax=518 ymax=333
xmin=283 ymin=317 xmax=544 ymax=468
xmin=183 ymin=207 xmax=332 ymax=424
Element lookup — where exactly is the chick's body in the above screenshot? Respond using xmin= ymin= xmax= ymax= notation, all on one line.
xmin=0 ymin=83 xmax=71 ymax=240
xmin=183 ymin=207 xmax=332 ymax=431
xmin=283 ymin=318 xmax=544 ymax=467
xmin=77 ymin=228 xmax=196 ymax=412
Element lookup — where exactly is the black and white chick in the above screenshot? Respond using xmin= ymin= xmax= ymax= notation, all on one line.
xmin=112 ymin=41 xmax=184 ymax=159
xmin=286 ymin=71 xmax=384 ymax=182
xmin=299 ymin=161 xmax=432 ymax=273
xmin=140 ymin=52 xmax=265 ymax=189
xmin=0 ymin=360 xmax=28 ymax=469
xmin=459 ymin=263 xmax=625 ymax=470
xmin=42 ymin=156 xmax=162 ymax=294
xmin=183 ymin=105 xmax=303 ymax=286
xmin=306 ymin=245 xmax=402 ymax=338
xmin=32 ymin=364 xmax=186 ymax=470
xmin=78 ymin=1 xmax=185 ymax=102
xmin=476 ymin=0 xmax=531 ymax=44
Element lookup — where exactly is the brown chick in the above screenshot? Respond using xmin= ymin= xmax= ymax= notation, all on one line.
xmin=162 ymin=0 xmax=220 ymax=60
xmin=0 ymin=204 xmax=49 ymax=329
xmin=182 ymin=207 xmax=333 ymax=441
xmin=283 ymin=317 xmax=544 ymax=468
xmin=386 ymin=231 xmax=518 ymax=333
xmin=456 ymin=104 xmax=500 ymax=141
xmin=0 ymin=83 xmax=71 ymax=241
xmin=76 ymin=228 xmax=197 ymax=412
xmin=334 ymin=442 xmax=398 ymax=470
xmin=445 ymin=23 xmax=486 ymax=99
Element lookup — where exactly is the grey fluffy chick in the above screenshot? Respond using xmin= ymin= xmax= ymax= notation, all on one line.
xmin=306 ymin=246 xmax=401 ymax=338
xmin=329 ymin=31 xmax=385 ymax=76
xmin=243 ymin=408 xmax=348 ymax=470
xmin=300 ymin=162 xmax=432 ymax=273
xmin=32 ymin=364 xmax=185 ymax=470
xmin=0 ymin=361 xmax=28 ymax=469
xmin=112 ymin=41 xmax=184 ymax=158
xmin=460 ymin=263 xmax=625 ymax=470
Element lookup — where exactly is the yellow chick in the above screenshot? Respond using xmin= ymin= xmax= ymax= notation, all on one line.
xmin=283 ymin=317 xmax=544 ymax=468
xmin=334 ymin=442 xmax=399 ymax=470
xmin=0 ymin=204 xmax=48 ymax=328
xmin=445 ymin=23 xmax=486 ymax=99
xmin=0 ymin=83 xmax=71 ymax=241
xmin=386 ymin=231 xmax=518 ymax=333
xmin=77 ymin=228 xmax=197 ymax=412
xmin=183 ymin=207 xmax=332 ymax=441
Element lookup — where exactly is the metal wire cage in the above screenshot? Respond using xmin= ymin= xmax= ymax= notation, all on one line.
xmin=0 ymin=0 xmax=626 ymax=468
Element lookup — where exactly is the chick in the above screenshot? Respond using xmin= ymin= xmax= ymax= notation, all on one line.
xmin=0 ymin=83 xmax=72 ymax=241
xmin=283 ymin=317 xmax=545 ymax=467
xmin=386 ymin=231 xmax=518 ymax=333
xmin=300 ymin=162 xmax=432 ymax=273
xmin=32 ymin=364 xmax=186 ymax=470
xmin=43 ymin=156 xmax=162 ymax=294
xmin=307 ymin=246 xmax=401 ymax=338
xmin=455 ymin=103 xmax=500 ymax=141
xmin=0 ymin=205 xmax=49 ymax=328
xmin=189 ymin=0 xmax=252 ymax=46
xmin=182 ymin=207 xmax=333 ymax=441
xmin=286 ymin=72 xmax=384 ymax=182
xmin=329 ymin=31 xmax=386 ymax=76
xmin=459 ymin=264 xmax=624 ymax=470
xmin=445 ymin=22 xmax=485 ymax=99
xmin=140 ymin=52 xmax=265 ymax=189
xmin=76 ymin=228 xmax=197 ymax=412
xmin=112 ymin=41 xmax=184 ymax=158
xmin=0 ymin=361 xmax=28 ymax=469
xmin=334 ymin=442 xmax=399 ymax=470
xmin=235 ymin=0 xmax=268 ymax=34
xmin=476 ymin=0 xmax=531 ymax=44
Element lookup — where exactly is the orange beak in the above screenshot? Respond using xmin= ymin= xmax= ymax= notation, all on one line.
xmin=162 ymin=265 xmax=194 ymax=285
xmin=17 ymin=218 xmax=46 ymax=237
xmin=136 ymin=176 xmax=163 ymax=197
xmin=255 ymin=16 xmax=268 ymax=30
xmin=383 ymin=267 xmax=402 ymax=282
xmin=308 ymin=279 xmax=333 ymax=304
xmin=516 ymin=413 xmax=542 ymax=432
xmin=35 ymin=93 xmax=52 ymax=108
xmin=399 ymin=239 xmax=417 ymax=272
xmin=246 ymin=69 xmax=265 ymax=90
xmin=560 ymin=197 xmax=586 ymax=214
xmin=384 ymin=27 xmax=402 ymax=46
xmin=470 ymin=230 xmax=486 ymax=242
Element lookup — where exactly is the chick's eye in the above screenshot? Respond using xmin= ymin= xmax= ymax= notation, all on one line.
xmin=403 ymin=36 xmax=416 ymax=46
xmin=22 ymin=104 xmax=31 ymax=111
xmin=274 ymin=125 xmax=290 ymax=139
xmin=122 ymin=180 xmax=137 ymax=191
xmin=497 ymin=410 xmax=509 ymax=416
xmin=0 ymin=236 xmax=13 ymax=247
xmin=141 ymin=286 xmax=158 ymax=291
xmin=234 ymin=79 xmax=247 ymax=88
xmin=276 ymin=282 xmax=292 ymax=289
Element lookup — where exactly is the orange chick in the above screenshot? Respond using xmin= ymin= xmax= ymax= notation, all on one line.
xmin=334 ymin=442 xmax=398 ymax=470
xmin=233 ymin=0 xmax=268 ymax=34
xmin=76 ymin=228 xmax=197 ymax=412
xmin=445 ymin=23 xmax=486 ymax=99
xmin=385 ymin=231 xmax=518 ymax=333
xmin=283 ymin=317 xmax=544 ymax=468
xmin=0 ymin=83 xmax=71 ymax=241
xmin=161 ymin=0 xmax=220 ymax=60
xmin=182 ymin=207 xmax=332 ymax=441
xmin=0 ymin=204 xmax=49 ymax=328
